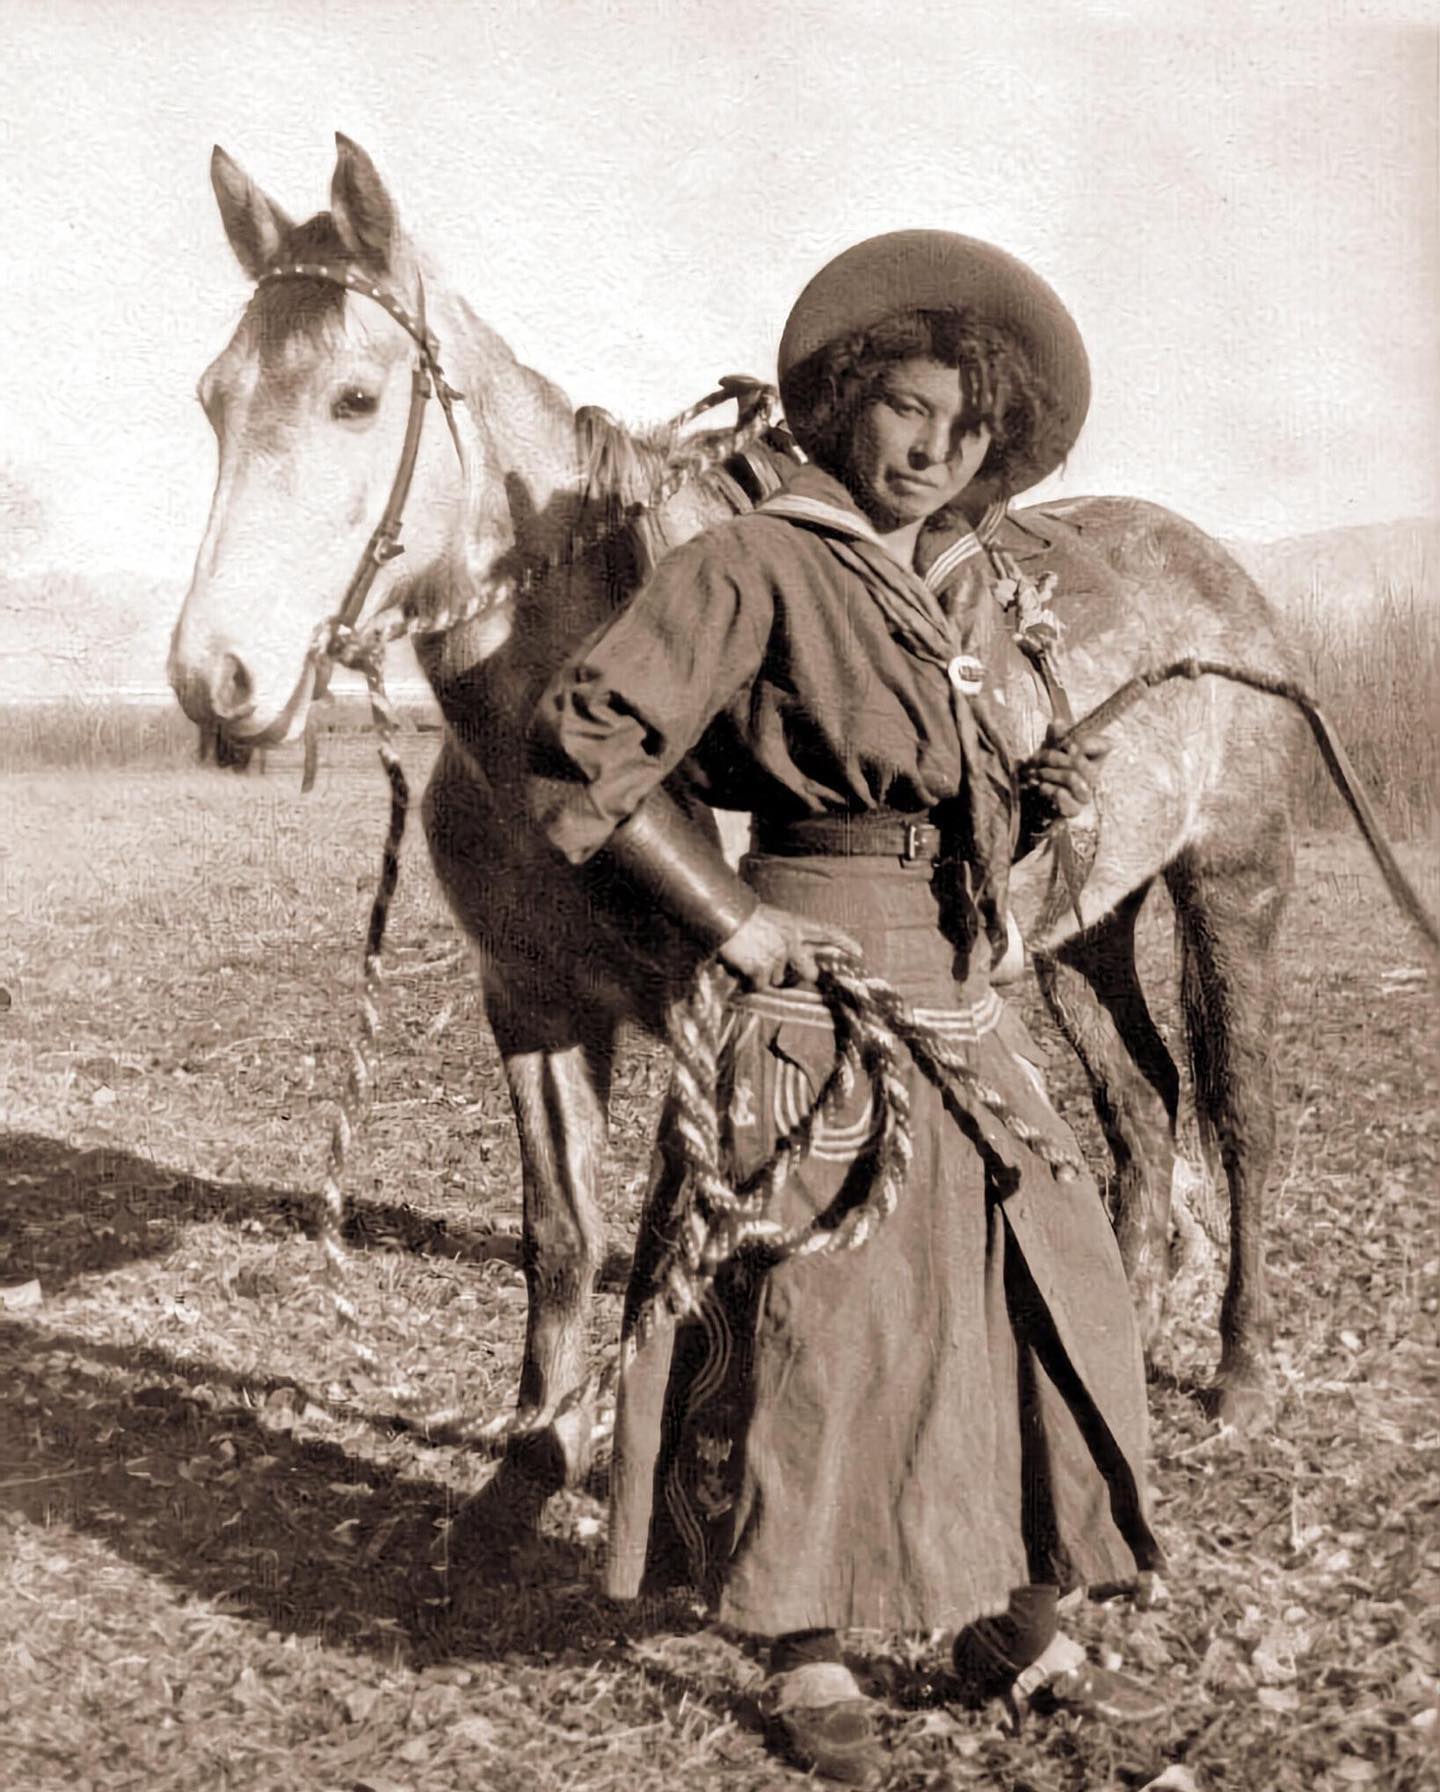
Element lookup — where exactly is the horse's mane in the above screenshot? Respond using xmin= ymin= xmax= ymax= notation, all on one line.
xmin=573 ymin=396 xmax=790 ymax=523
xmin=573 ymin=407 xmax=679 ymax=515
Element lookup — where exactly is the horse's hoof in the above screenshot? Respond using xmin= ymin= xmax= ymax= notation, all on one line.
xmin=443 ymin=1457 xmax=553 ymax=1573
xmin=1203 ymin=1374 xmax=1274 ymax=1436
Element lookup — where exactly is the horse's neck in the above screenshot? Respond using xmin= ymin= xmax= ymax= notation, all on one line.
xmin=446 ymin=294 xmax=585 ymax=538
xmin=411 ymin=294 xmax=580 ymax=664
xmin=406 ymin=295 xmax=772 ymax=747
xmin=409 ymin=293 xmax=642 ymax=735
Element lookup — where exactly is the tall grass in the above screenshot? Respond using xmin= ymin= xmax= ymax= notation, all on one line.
xmin=1283 ymin=574 xmax=1438 ymax=835
xmin=0 ymin=698 xmax=199 ymax=773
xmin=0 ymin=691 xmax=441 ymax=774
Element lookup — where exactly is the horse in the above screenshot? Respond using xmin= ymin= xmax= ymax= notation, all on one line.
xmin=169 ymin=135 xmax=1307 ymax=1493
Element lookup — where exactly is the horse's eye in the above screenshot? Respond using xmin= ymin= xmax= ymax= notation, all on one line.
xmin=332 ymin=388 xmax=379 ymax=423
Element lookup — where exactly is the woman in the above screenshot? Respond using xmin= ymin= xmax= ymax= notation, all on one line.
xmin=527 ymin=232 xmax=1164 ymax=1786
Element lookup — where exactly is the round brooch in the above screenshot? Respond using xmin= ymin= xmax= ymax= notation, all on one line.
xmin=946 ymin=654 xmax=986 ymax=696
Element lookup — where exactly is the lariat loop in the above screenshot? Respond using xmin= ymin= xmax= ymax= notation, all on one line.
xmin=633 ymin=962 xmax=1085 ymax=1347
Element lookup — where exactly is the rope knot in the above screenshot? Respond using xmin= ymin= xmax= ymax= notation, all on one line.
xmin=994 ymin=563 xmax=1063 ymax=655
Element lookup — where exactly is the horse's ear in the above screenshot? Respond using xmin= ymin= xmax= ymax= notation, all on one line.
xmin=330 ymin=133 xmax=398 ymax=267
xmin=211 ymin=146 xmax=294 ymax=279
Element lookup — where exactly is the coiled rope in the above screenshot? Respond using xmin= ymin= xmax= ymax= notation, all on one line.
xmin=572 ymin=960 xmax=1088 ymax=1423
xmin=657 ymin=963 xmax=1080 ymax=1299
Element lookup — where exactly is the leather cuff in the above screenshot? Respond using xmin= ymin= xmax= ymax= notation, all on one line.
xmin=602 ymin=786 xmax=759 ymax=952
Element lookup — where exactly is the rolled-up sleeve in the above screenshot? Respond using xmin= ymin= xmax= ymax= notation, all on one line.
xmin=528 ymin=533 xmax=772 ymax=863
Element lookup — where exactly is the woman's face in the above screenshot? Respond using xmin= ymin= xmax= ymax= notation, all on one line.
xmin=845 ymin=356 xmax=992 ymax=532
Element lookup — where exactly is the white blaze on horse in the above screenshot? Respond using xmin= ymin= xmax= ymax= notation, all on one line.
xmin=170 ymin=135 xmax=1309 ymax=1490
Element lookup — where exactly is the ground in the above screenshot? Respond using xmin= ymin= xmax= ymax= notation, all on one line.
xmin=1 ymin=740 xmax=1436 ymax=1792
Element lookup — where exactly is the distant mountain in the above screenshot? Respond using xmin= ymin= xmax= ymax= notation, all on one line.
xmin=1224 ymin=518 xmax=1439 ymax=614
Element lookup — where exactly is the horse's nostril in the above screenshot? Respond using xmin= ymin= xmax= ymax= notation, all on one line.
xmin=212 ymin=651 xmax=254 ymax=722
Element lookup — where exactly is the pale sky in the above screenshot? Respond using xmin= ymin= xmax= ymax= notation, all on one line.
xmin=2 ymin=0 xmax=1436 ymax=627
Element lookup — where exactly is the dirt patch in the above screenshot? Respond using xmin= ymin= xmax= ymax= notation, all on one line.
xmin=2 ymin=755 xmax=1436 ymax=1790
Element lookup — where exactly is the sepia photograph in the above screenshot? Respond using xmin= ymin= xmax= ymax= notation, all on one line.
xmin=2 ymin=3 xmax=1436 ymax=1789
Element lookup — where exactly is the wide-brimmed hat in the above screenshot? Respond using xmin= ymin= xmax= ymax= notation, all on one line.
xmin=777 ymin=230 xmax=1089 ymax=499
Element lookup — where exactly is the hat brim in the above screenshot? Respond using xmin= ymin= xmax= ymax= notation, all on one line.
xmin=777 ymin=230 xmax=1089 ymax=500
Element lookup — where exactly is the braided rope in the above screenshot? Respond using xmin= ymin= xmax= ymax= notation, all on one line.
xmin=311 ymin=624 xmax=410 ymax=1381
xmin=649 ymin=965 xmax=1079 ymax=1311
xmin=560 ymin=960 xmax=1087 ymax=1438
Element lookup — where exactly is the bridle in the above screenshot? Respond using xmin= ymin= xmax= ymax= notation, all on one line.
xmin=254 ymin=259 xmax=471 ymax=786
xmin=255 ymin=258 xmax=469 ymax=640
xmin=250 ymin=261 xmax=778 ymax=747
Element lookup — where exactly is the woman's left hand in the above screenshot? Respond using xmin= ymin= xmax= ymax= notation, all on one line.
xmin=1019 ymin=728 xmax=1112 ymax=824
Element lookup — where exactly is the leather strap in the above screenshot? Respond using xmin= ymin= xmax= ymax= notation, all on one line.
xmin=256 ymin=262 xmax=468 ymax=793
xmin=986 ymin=539 xmax=1089 ymax=928
xmin=753 ymin=811 xmax=945 ymax=864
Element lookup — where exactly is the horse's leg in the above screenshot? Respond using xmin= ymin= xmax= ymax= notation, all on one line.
xmin=1165 ymin=833 xmax=1291 ymax=1432
xmin=421 ymin=751 xmax=617 ymax=1487
xmin=1033 ymin=882 xmax=1181 ymax=1352
xmin=486 ymin=984 xmax=616 ymax=1494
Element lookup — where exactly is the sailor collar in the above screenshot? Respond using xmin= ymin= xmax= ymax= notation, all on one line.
xmin=756 ymin=467 xmax=1007 ymax=696
xmin=757 ymin=466 xmax=1008 ymax=597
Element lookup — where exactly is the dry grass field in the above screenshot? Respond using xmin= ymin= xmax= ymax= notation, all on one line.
xmin=2 ymin=721 xmax=1436 ymax=1792
xmin=4 ymin=548 xmax=1439 ymax=1792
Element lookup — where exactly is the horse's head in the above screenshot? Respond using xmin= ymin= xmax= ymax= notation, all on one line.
xmin=169 ymin=134 xmax=513 ymax=745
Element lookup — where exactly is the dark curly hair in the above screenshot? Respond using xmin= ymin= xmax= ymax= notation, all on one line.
xmin=783 ymin=306 xmax=1057 ymax=499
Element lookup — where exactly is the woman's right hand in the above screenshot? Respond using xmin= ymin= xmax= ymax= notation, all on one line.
xmin=718 ymin=903 xmax=863 ymax=989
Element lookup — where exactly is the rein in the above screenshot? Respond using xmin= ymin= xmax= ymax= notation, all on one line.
xmin=1053 ymin=657 xmax=1440 ymax=957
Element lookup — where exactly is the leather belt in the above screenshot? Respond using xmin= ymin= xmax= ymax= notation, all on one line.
xmin=753 ymin=810 xmax=945 ymax=864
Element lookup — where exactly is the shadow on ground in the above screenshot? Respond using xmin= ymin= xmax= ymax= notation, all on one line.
xmin=0 ymin=1314 xmax=689 ymax=1672
xmin=0 ymin=1129 xmax=633 ymax=1292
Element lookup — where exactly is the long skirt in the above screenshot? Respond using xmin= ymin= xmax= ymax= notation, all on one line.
xmin=606 ymin=849 xmax=1161 ymax=1637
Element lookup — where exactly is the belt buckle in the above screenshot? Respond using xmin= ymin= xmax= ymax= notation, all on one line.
xmin=903 ymin=821 xmax=925 ymax=863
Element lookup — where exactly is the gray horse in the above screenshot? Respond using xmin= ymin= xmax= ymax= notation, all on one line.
xmin=169 ymin=136 xmax=1305 ymax=1491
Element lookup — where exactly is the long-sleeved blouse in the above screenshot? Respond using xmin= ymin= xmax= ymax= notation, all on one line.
xmin=529 ymin=466 xmax=1013 ymax=889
